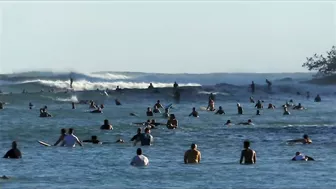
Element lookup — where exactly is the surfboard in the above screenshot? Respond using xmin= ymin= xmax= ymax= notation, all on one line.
xmin=165 ymin=103 xmax=173 ymax=109
xmin=38 ymin=140 xmax=52 ymax=147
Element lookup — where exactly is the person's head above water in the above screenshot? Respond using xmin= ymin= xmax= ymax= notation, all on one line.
xmin=147 ymin=107 xmax=151 ymax=111
xmin=68 ymin=128 xmax=74 ymax=134
xmin=219 ymin=106 xmax=222 ymax=110
xmin=151 ymin=119 xmax=156 ymax=123
xmin=92 ymin=135 xmax=98 ymax=141
xmin=192 ymin=107 xmax=196 ymax=111
xmin=226 ymin=120 xmax=231 ymax=124
xmin=237 ymin=103 xmax=241 ymax=107
xmin=295 ymin=152 xmax=301 ymax=156
xmin=170 ymin=114 xmax=176 ymax=119
xmin=137 ymin=148 xmax=143 ymax=155
xmin=12 ymin=141 xmax=17 ymax=149
xmin=157 ymin=100 xmax=160 ymax=103
xmin=61 ymin=128 xmax=66 ymax=134
xmin=137 ymin=128 xmax=142 ymax=134
xmin=191 ymin=143 xmax=197 ymax=150
xmin=303 ymin=134 xmax=309 ymax=139
xmin=244 ymin=140 xmax=250 ymax=148
xmin=145 ymin=127 xmax=150 ymax=133
xmin=248 ymin=119 xmax=252 ymax=123
xmin=104 ymin=119 xmax=109 ymax=125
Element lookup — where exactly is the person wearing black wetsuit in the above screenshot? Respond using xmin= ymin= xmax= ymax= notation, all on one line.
xmin=3 ymin=141 xmax=22 ymax=159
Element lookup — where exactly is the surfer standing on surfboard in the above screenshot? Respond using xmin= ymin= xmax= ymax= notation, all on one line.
xmin=70 ymin=77 xmax=73 ymax=89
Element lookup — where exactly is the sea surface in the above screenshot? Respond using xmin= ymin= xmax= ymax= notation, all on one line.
xmin=1 ymin=71 xmax=336 ymax=189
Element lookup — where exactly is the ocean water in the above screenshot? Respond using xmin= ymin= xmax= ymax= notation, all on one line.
xmin=1 ymin=71 xmax=336 ymax=189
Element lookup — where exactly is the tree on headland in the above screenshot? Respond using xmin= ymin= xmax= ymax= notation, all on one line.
xmin=302 ymin=46 xmax=336 ymax=77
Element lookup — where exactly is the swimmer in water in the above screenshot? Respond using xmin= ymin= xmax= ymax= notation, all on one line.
xmin=283 ymin=107 xmax=290 ymax=115
xmin=267 ymin=103 xmax=276 ymax=109
xmin=131 ymin=128 xmax=142 ymax=142
xmin=240 ymin=140 xmax=256 ymax=164
xmin=249 ymin=97 xmax=255 ymax=103
xmin=91 ymin=107 xmax=102 ymax=113
xmin=292 ymin=152 xmax=314 ymax=161
xmin=154 ymin=100 xmax=163 ymax=109
xmin=189 ymin=107 xmax=199 ymax=117
xmin=256 ymin=110 xmax=261 ymax=115
xmin=293 ymin=103 xmax=304 ymax=110
xmin=54 ymin=128 xmax=67 ymax=146
xmin=237 ymin=103 xmax=243 ymax=115
xmin=314 ymin=94 xmax=321 ymax=102
xmin=146 ymin=107 xmax=153 ymax=116
xmin=166 ymin=114 xmax=178 ymax=129
xmin=225 ymin=120 xmax=232 ymax=125
xmin=130 ymin=148 xmax=149 ymax=166
xmin=134 ymin=128 xmax=153 ymax=146
xmin=62 ymin=128 xmax=83 ymax=147
xmin=115 ymin=99 xmax=122 ymax=106
xmin=101 ymin=119 xmax=113 ymax=130
xmin=287 ymin=134 xmax=312 ymax=144
xmin=207 ymin=99 xmax=215 ymax=111
xmin=239 ymin=119 xmax=253 ymax=125
xmin=215 ymin=106 xmax=225 ymax=115
xmin=3 ymin=141 xmax=22 ymax=159
xmin=184 ymin=143 xmax=201 ymax=164
xmin=255 ymin=100 xmax=263 ymax=109
xmin=83 ymin=136 xmax=101 ymax=144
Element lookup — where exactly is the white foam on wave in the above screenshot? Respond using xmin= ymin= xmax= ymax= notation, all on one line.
xmin=55 ymin=95 xmax=79 ymax=103
xmin=29 ymin=79 xmax=200 ymax=91
xmin=87 ymin=73 xmax=131 ymax=80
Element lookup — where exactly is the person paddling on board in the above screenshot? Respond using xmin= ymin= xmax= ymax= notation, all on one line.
xmin=239 ymin=119 xmax=253 ymax=125
xmin=54 ymin=128 xmax=67 ymax=146
xmin=101 ymin=119 xmax=113 ymax=130
xmin=292 ymin=152 xmax=314 ymax=161
xmin=83 ymin=136 xmax=101 ymax=144
xmin=240 ymin=140 xmax=256 ymax=164
xmin=166 ymin=114 xmax=178 ymax=129
xmin=189 ymin=107 xmax=199 ymax=117
xmin=225 ymin=120 xmax=233 ymax=125
xmin=62 ymin=128 xmax=83 ymax=147
xmin=3 ymin=141 xmax=22 ymax=159
xmin=215 ymin=106 xmax=225 ymax=115
xmin=287 ymin=134 xmax=312 ymax=144
xmin=91 ymin=107 xmax=102 ymax=113
xmin=70 ymin=77 xmax=73 ymax=89
xmin=293 ymin=103 xmax=305 ymax=110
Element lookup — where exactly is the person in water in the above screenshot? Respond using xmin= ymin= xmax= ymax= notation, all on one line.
xmin=91 ymin=107 xmax=102 ymax=113
xmin=146 ymin=107 xmax=153 ymax=116
xmin=267 ymin=103 xmax=276 ymax=109
xmin=250 ymin=81 xmax=255 ymax=93
xmin=215 ymin=106 xmax=225 ymax=115
xmin=292 ymin=152 xmax=314 ymax=161
xmin=54 ymin=128 xmax=67 ymax=146
xmin=71 ymin=102 xmax=75 ymax=109
xmin=131 ymin=128 xmax=142 ymax=142
xmin=189 ymin=107 xmax=199 ymax=117
xmin=101 ymin=119 xmax=113 ymax=130
xmin=167 ymin=114 xmax=178 ymax=129
xmin=153 ymin=106 xmax=161 ymax=113
xmin=239 ymin=119 xmax=253 ymax=125
xmin=62 ymin=128 xmax=83 ymax=147
xmin=40 ymin=108 xmax=52 ymax=117
xmin=256 ymin=110 xmax=261 ymax=115
xmin=148 ymin=83 xmax=154 ymax=89
xmin=3 ymin=141 xmax=22 ymax=159
xmin=207 ymin=99 xmax=215 ymax=111
xmin=154 ymin=100 xmax=163 ymax=109
xmin=29 ymin=102 xmax=33 ymax=109
xmin=0 ymin=102 xmax=4 ymax=109
xmin=209 ymin=93 xmax=215 ymax=101
xmin=314 ymin=94 xmax=321 ymax=102
xmin=237 ymin=103 xmax=243 ymax=115
xmin=283 ymin=107 xmax=290 ymax=115
xmin=115 ymin=99 xmax=122 ymax=106
xmin=249 ymin=97 xmax=255 ymax=103
xmin=266 ymin=79 xmax=272 ymax=90
xmin=255 ymin=100 xmax=263 ymax=109
xmin=70 ymin=77 xmax=73 ymax=88
xmin=83 ymin=136 xmax=101 ymax=144
xmin=173 ymin=81 xmax=179 ymax=88
xmin=184 ymin=143 xmax=201 ymax=164
xmin=100 ymin=104 xmax=104 ymax=109
xmin=293 ymin=103 xmax=304 ymax=110
xmin=89 ymin=101 xmax=97 ymax=109
xmin=134 ymin=127 xmax=153 ymax=146
xmin=130 ymin=148 xmax=149 ymax=166
xmin=116 ymin=86 xmax=122 ymax=91
xmin=240 ymin=140 xmax=256 ymax=164
xmin=225 ymin=120 xmax=232 ymax=125
xmin=287 ymin=134 xmax=312 ymax=144
xmin=163 ymin=108 xmax=170 ymax=118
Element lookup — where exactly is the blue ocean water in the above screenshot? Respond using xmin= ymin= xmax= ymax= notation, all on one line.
xmin=1 ymin=71 xmax=336 ymax=189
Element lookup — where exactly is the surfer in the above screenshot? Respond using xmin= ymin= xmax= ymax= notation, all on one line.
xmin=239 ymin=119 xmax=253 ymax=125
xmin=101 ymin=119 xmax=113 ymax=130
xmin=130 ymin=148 xmax=149 ymax=166
xmin=0 ymin=102 xmax=3 ymax=109
xmin=154 ymin=100 xmax=163 ymax=109
xmin=267 ymin=103 xmax=276 ymax=109
xmin=240 ymin=140 xmax=256 ymax=164
xmin=148 ymin=83 xmax=154 ymax=89
xmin=189 ymin=107 xmax=199 ymax=117
xmin=215 ymin=106 xmax=225 ymax=115
xmin=3 ymin=141 xmax=22 ymax=159
xmin=209 ymin=93 xmax=215 ymax=101
xmin=166 ymin=114 xmax=178 ymax=129
xmin=116 ymin=86 xmax=122 ymax=91
xmin=134 ymin=127 xmax=153 ymax=146
xmin=131 ymin=128 xmax=142 ymax=142
xmin=115 ymin=99 xmax=122 ymax=106
xmin=72 ymin=102 xmax=75 ymax=109
xmin=29 ymin=102 xmax=33 ymax=109
xmin=173 ymin=81 xmax=179 ymax=88
xmin=283 ymin=107 xmax=290 ymax=115
xmin=153 ymin=106 xmax=161 ymax=113
xmin=62 ymin=128 xmax=83 ymax=147
xmin=91 ymin=107 xmax=102 ymax=113
xmin=314 ymin=94 xmax=321 ymax=102
xmin=70 ymin=77 xmax=73 ymax=88
xmin=292 ymin=152 xmax=314 ymax=161
xmin=184 ymin=143 xmax=201 ymax=164
xmin=207 ymin=99 xmax=215 ymax=111
xmin=89 ymin=101 xmax=97 ymax=109
xmin=225 ymin=120 xmax=232 ymax=125
xmin=293 ymin=103 xmax=304 ymax=110
xmin=266 ymin=79 xmax=272 ymax=90
xmin=287 ymin=134 xmax=312 ymax=144
xmin=83 ymin=136 xmax=101 ymax=144
xmin=237 ymin=103 xmax=243 ymax=115
xmin=250 ymin=81 xmax=255 ymax=93
xmin=249 ymin=97 xmax=255 ymax=103
xmin=100 ymin=104 xmax=104 ymax=109
xmin=146 ymin=107 xmax=153 ymax=116
xmin=40 ymin=108 xmax=52 ymax=117
xmin=54 ymin=128 xmax=67 ymax=146
xmin=255 ymin=100 xmax=263 ymax=109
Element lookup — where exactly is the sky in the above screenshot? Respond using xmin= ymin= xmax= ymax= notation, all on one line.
xmin=0 ymin=1 xmax=335 ymax=74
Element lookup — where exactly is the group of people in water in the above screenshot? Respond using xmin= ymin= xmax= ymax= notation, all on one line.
xmin=0 ymin=79 xmax=320 ymax=174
